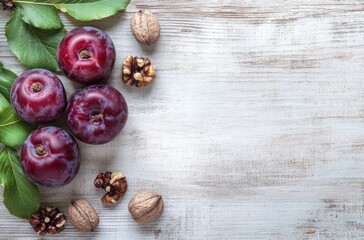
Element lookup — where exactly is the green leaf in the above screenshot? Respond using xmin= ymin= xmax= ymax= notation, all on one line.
xmin=17 ymin=3 xmax=62 ymax=29
xmin=0 ymin=106 xmax=35 ymax=148
xmin=5 ymin=9 xmax=66 ymax=72
xmin=0 ymin=62 xmax=17 ymax=102
xmin=0 ymin=147 xmax=40 ymax=219
xmin=13 ymin=0 xmax=131 ymax=21
xmin=0 ymin=94 xmax=10 ymax=110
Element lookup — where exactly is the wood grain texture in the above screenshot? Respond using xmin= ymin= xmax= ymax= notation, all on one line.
xmin=1 ymin=0 xmax=364 ymax=239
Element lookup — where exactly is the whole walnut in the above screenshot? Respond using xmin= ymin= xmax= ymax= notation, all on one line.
xmin=68 ymin=199 xmax=99 ymax=232
xmin=128 ymin=190 xmax=164 ymax=224
xmin=130 ymin=9 xmax=160 ymax=45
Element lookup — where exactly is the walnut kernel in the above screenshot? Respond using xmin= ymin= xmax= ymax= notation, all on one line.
xmin=122 ymin=55 xmax=157 ymax=87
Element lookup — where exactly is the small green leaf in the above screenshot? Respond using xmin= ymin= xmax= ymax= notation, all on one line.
xmin=0 ymin=147 xmax=40 ymax=219
xmin=0 ymin=106 xmax=35 ymax=148
xmin=0 ymin=62 xmax=17 ymax=102
xmin=17 ymin=3 xmax=62 ymax=29
xmin=14 ymin=0 xmax=131 ymax=21
xmin=5 ymin=9 xmax=66 ymax=72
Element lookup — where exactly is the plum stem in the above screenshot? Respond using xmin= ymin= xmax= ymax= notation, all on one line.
xmin=31 ymin=82 xmax=43 ymax=93
xmin=90 ymin=113 xmax=103 ymax=125
xmin=79 ymin=49 xmax=92 ymax=59
xmin=35 ymin=145 xmax=47 ymax=156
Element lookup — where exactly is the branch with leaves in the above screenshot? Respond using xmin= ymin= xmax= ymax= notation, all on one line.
xmin=0 ymin=63 xmax=37 ymax=219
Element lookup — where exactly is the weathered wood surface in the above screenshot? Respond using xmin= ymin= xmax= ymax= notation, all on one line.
xmin=1 ymin=0 xmax=364 ymax=239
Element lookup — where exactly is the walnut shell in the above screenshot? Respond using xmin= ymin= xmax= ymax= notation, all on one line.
xmin=68 ymin=199 xmax=99 ymax=232
xmin=128 ymin=190 xmax=164 ymax=224
xmin=130 ymin=9 xmax=160 ymax=45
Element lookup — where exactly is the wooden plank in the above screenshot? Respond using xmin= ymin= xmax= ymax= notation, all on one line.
xmin=1 ymin=0 xmax=364 ymax=239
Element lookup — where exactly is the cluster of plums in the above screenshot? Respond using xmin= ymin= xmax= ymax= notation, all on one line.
xmin=10 ymin=27 xmax=128 ymax=187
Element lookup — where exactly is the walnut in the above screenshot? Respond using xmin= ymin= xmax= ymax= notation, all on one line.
xmin=128 ymin=190 xmax=164 ymax=224
xmin=130 ymin=9 xmax=160 ymax=45
xmin=68 ymin=199 xmax=99 ymax=232
xmin=94 ymin=171 xmax=127 ymax=204
xmin=122 ymin=55 xmax=157 ymax=87
xmin=29 ymin=207 xmax=66 ymax=236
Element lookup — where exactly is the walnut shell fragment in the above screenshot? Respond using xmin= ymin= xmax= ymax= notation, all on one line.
xmin=131 ymin=9 xmax=160 ymax=45
xmin=128 ymin=189 xmax=164 ymax=224
xmin=68 ymin=199 xmax=99 ymax=232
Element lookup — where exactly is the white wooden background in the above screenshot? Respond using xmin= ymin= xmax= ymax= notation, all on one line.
xmin=1 ymin=0 xmax=364 ymax=239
